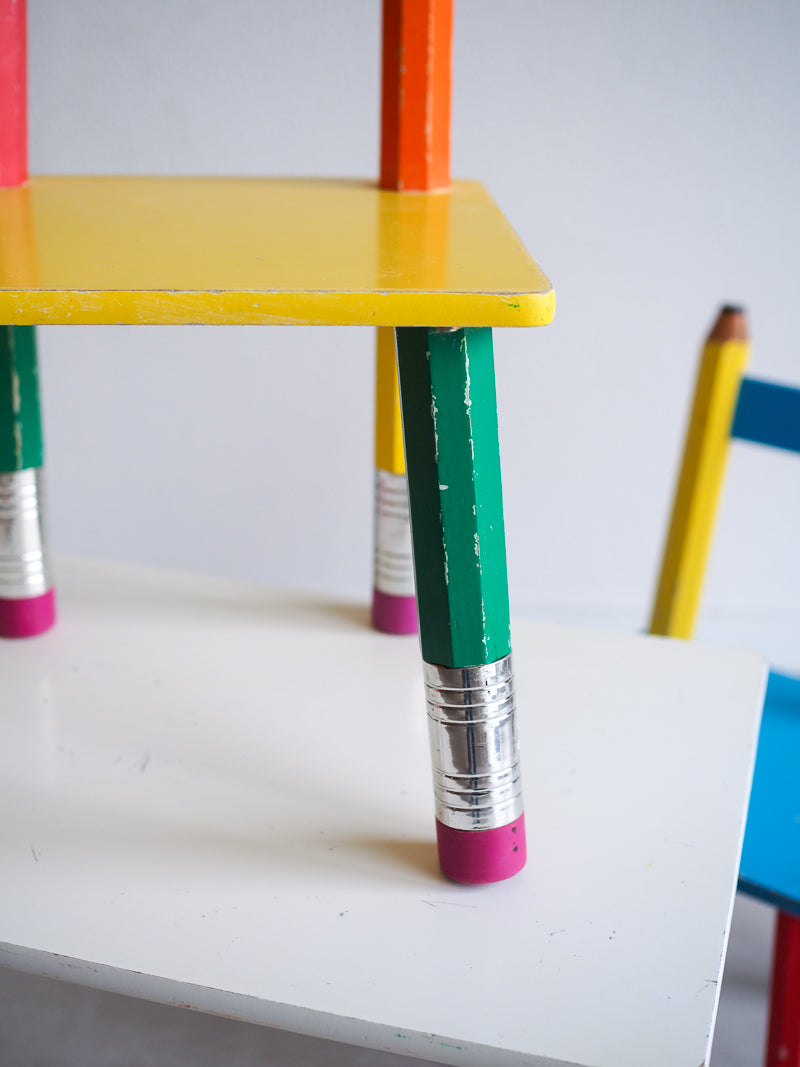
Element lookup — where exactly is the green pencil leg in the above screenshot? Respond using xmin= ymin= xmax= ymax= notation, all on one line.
xmin=395 ymin=326 xmax=525 ymax=884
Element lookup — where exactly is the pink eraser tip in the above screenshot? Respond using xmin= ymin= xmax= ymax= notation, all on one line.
xmin=371 ymin=589 xmax=418 ymax=635
xmin=0 ymin=589 xmax=56 ymax=638
xmin=436 ymin=814 xmax=526 ymax=884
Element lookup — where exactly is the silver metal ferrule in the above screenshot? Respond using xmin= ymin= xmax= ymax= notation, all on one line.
xmin=373 ymin=468 xmax=415 ymax=598
xmin=424 ymin=654 xmax=523 ymax=831
xmin=0 ymin=467 xmax=51 ymax=599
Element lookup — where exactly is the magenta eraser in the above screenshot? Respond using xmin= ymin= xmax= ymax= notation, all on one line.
xmin=371 ymin=589 xmax=418 ymax=635
xmin=0 ymin=589 xmax=56 ymax=638
xmin=436 ymin=814 xmax=526 ymax=884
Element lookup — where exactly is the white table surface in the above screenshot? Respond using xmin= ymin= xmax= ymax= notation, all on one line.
xmin=0 ymin=557 xmax=765 ymax=1067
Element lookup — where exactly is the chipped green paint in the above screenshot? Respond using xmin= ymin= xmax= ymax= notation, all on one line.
xmin=421 ymin=1033 xmax=467 ymax=1051
xmin=0 ymin=325 xmax=43 ymax=472
xmin=395 ymin=326 xmax=511 ymax=668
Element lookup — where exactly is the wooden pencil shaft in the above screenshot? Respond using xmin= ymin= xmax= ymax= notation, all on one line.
xmin=649 ymin=309 xmax=749 ymax=639
xmin=374 ymin=327 xmax=405 ymax=474
xmin=373 ymin=0 xmax=452 ymax=628
xmin=0 ymin=325 xmax=43 ymax=473
xmin=396 ymin=326 xmax=511 ymax=667
xmin=0 ymin=0 xmax=27 ymax=187
xmin=380 ymin=0 xmax=452 ymax=192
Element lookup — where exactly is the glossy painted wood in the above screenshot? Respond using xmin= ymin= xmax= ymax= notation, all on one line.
xmin=374 ymin=0 xmax=452 ymax=524
xmin=372 ymin=0 xmax=453 ymax=631
xmin=0 ymin=557 xmax=765 ymax=1067
xmin=649 ymin=310 xmax=749 ymax=639
xmin=732 ymin=377 xmax=800 ymax=455
xmin=373 ymin=190 xmax=452 ymax=472
xmin=0 ymin=177 xmax=555 ymax=327
xmin=0 ymin=325 xmax=42 ymax=472
xmin=380 ymin=0 xmax=452 ymax=192
xmin=0 ymin=0 xmax=27 ymax=187
xmin=397 ymin=327 xmax=510 ymax=667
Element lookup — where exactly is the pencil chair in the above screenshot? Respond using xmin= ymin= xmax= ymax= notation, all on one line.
xmin=0 ymin=0 xmax=56 ymax=638
xmin=649 ymin=305 xmax=800 ymax=1067
xmin=371 ymin=0 xmax=452 ymax=635
xmin=1 ymin=0 xmax=555 ymax=883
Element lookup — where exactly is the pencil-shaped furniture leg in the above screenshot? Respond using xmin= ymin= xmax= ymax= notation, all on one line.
xmin=372 ymin=0 xmax=452 ymax=634
xmin=0 ymin=326 xmax=55 ymax=637
xmin=0 ymin=2 xmax=54 ymax=638
xmin=648 ymin=306 xmax=749 ymax=639
xmin=396 ymin=326 xmax=525 ymax=884
xmin=372 ymin=327 xmax=417 ymax=633
xmin=0 ymin=0 xmax=27 ymax=188
xmin=766 ymin=910 xmax=800 ymax=1067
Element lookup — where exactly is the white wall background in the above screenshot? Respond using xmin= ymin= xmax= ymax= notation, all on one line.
xmin=26 ymin=0 xmax=800 ymax=665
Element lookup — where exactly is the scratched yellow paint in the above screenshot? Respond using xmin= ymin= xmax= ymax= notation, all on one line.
xmin=0 ymin=177 xmax=554 ymax=328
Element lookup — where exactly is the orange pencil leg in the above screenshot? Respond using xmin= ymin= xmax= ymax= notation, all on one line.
xmin=373 ymin=0 xmax=453 ymax=632
xmin=380 ymin=0 xmax=452 ymax=192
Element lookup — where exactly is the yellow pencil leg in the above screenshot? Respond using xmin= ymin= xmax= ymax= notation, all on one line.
xmin=649 ymin=308 xmax=749 ymax=639
xmin=372 ymin=327 xmax=417 ymax=634
xmin=374 ymin=327 xmax=405 ymax=475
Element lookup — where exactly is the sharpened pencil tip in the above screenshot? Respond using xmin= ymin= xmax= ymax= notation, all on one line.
xmin=708 ymin=304 xmax=748 ymax=343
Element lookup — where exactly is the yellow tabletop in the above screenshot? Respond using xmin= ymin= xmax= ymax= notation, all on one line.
xmin=0 ymin=177 xmax=554 ymax=327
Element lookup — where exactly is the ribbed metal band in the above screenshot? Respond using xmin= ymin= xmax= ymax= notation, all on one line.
xmin=373 ymin=468 xmax=415 ymax=598
xmin=0 ymin=467 xmax=51 ymax=599
xmin=424 ymin=654 xmax=523 ymax=831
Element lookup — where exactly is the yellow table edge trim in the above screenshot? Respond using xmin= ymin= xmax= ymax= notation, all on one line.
xmin=0 ymin=289 xmax=556 ymax=328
